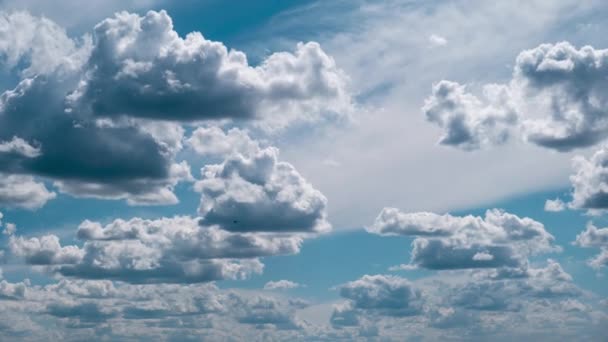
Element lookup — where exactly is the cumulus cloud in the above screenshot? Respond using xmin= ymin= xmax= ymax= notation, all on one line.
xmin=0 ymin=276 xmax=311 ymax=340
xmin=428 ymin=34 xmax=447 ymax=47
xmin=187 ymin=126 xmax=260 ymax=157
xmin=425 ymin=42 xmax=608 ymax=152
xmin=264 ymin=280 xmax=302 ymax=290
xmin=9 ymin=216 xmax=312 ymax=284
xmin=195 ymin=146 xmax=330 ymax=233
xmin=67 ymin=10 xmax=352 ymax=129
xmin=423 ymin=80 xmax=517 ymax=150
xmin=0 ymin=10 xmax=351 ymax=207
xmin=449 ymin=260 xmax=579 ymax=311
xmin=0 ymin=174 xmax=55 ymax=209
xmin=0 ymin=75 xmax=185 ymax=206
xmin=0 ymin=11 xmax=92 ymax=76
xmin=569 ymin=146 xmax=608 ymax=210
xmin=338 ymin=275 xmax=424 ymax=317
xmin=574 ymin=223 xmax=608 ymax=269
xmin=370 ymin=208 xmax=557 ymax=270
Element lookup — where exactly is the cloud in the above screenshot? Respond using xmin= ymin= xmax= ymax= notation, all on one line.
xmin=370 ymin=208 xmax=557 ymax=270
xmin=9 ymin=235 xmax=84 ymax=265
xmin=574 ymin=223 xmax=608 ymax=269
xmin=195 ymin=146 xmax=330 ymax=233
xmin=449 ymin=260 xmax=579 ymax=311
xmin=0 ymin=10 xmax=352 ymax=207
xmin=0 ymin=136 xmax=40 ymax=158
xmin=330 ymin=302 xmax=359 ymax=328
xmin=68 ymin=10 xmax=352 ymax=130
xmin=424 ymin=42 xmax=608 ymax=152
xmin=264 ymin=280 xmax=302 ymax=290
xmin=9 ymin=216 xmax=312 ymax=284
xmin=2 ymin=222 xmax=15 ymax=236
xmin=187 ymin=126 xmax=260 ymax=157
xmin=569 ymin=146 xmax=608 ymax=210
xmin=338 ymin=274 xmax=424 ymax=317
xmin=0 ymin=275 xmax=312 ymax=340
xmin=428 ymin=34 xmax=447 ymax=47
xmin=422 ymin=80 xmax=517 ymax=150
xmin=0 ymin=76 xmax=185 ymax=206
xmin=518 ymin=43 xmax=608 ymax=150
xmin=544 ymin=198 xmax=566 ymax=212
xmin=0 ymin=11 xmax=91 ymax=76
xmin=0 ymin=174 xmax=55 ymax=209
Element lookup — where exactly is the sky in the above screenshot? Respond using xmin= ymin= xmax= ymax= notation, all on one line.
xmin=0 ymin=0 xmax=607 ymax=341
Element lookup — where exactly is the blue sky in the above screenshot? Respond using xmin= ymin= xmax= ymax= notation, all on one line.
xmin=0 ymin=0 xmax=607 ymax=341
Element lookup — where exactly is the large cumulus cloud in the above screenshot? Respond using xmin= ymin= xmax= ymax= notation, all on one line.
xmin=369 ymin=208 xmax=557 ymax=270
xmin=424 ymin=42 xmax=608 ymax=152
xmin=0 ymin=9 xmax=352 ymax=209
xmin=195 ymin=145 xmax=331 ymax=233
xmin=68 ymin=10 xmax=352 ymax=129
xmin=8 ymin=216 xmax=312 ymax=284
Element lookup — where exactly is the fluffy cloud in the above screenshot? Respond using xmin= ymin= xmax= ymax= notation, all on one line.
xmin=67 ymin=10 xmax=352 ymax=129
xmin=0 ymin=275 xmax=312 ymax=340
xmin=0 ymin=174 xmax=55 ymax=209
xmin=338 ymin=275 xmax=424 ymax=317
xmin=264 ymin=280 xmax=302 ymax=290
xmin=187 ymin=126 xmax=260 ymax=157
xmin=449 ymin=260 xmax=579 ymax=311
xmin=370 ymin=208 xmax=557 ymax=270
xmin=425 ymin=42 xmax=608 ymax=152
xmin=195 ymin=146 xmax=330 ymax=233
xmin=0 ymin=75 xmax=185 ymax=206
xmin=9 ymin=216 xmax=311 ymax=284
xmin=574 ymin=223 xmax=608 ymax=269
xmin=0 ymin=11 xmax=91 ymax=76
xmin=423 ymin=80 xmax=517 ymax=150
xmin=0 ymin=10 xmax=351 ymax=207
xmin=569 ymin=146 xmax=608 ymax=210
xmin=517 ymin=43 xmax=608 ymax=150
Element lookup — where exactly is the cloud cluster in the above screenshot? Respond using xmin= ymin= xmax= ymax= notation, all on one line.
xmin=574 ymin=223 xmax=608 ymax=269
xmin=423 ymin=81 xmax=517 ymax=150
xmin=569 ymin=146 xmax=608 ymax=210
xmin=0 ymin=274 xmax=312 ymax=340
xmin=0 ymin=9 xmax=351 ymax=209
xmin=338 ymin=275 xmax=424 ymax=317
xmin=369 ymin=208 xmax=556 ymax=270
xmin=264 ymin=280 xmax=302 ymax=290
xmin=330 ymin=259 xmax=604 ymax=340
xmin=68 ymin=10 xmax=352 ymax=128
xmin=424 ymin=42 xmax=608 ymax=152
xmin=8 ymin=216 xmax=313 ymax=284
xmin=195 ymin=146 xmax=331 ymax=233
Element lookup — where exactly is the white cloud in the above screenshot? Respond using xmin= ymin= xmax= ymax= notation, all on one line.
xmin=370 ymin=208 xmax=557 ymax=270
xmin=574 ymin=222 xmax=608 ymax=269
xmin=264 ymin=280 xmax=302 ymax=290
xmin=428 ymin=34 xmax=447 ymax=47
xmin=195 ymin=146 xmax=331 ymax=233
xmin=423 ymin=80 xmax=517 ymax=150
xmin=0 ymin=174 xmax=55 ymax=209
xmin=9 ymin=216 xmax=309 ymax=283
xmin=569 ymin=146 xmax=608 ymax=210
xmin=68 ymin=10 xmax=353 ymax=130
xmin=545 ymin=198 xmax=566 ymax=212
xmin=187 ymin=126 xmax=260 ymax=157
xmin=0 ymin=11 xmax=91 ymax=76
xmin=425 ymin=42 xmax=608 ymax=152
